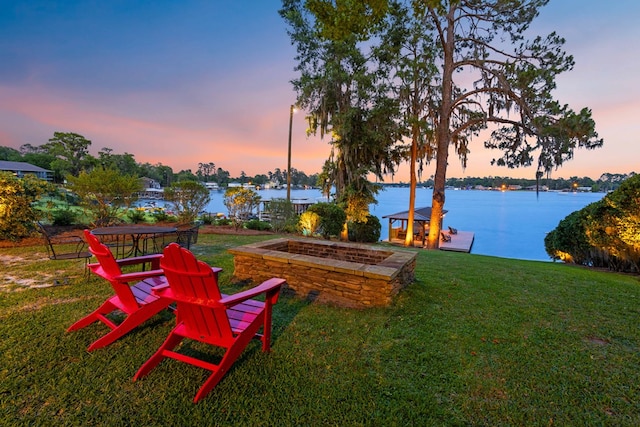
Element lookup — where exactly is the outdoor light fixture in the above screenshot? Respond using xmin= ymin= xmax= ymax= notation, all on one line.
xmin=286 ymin=104 xmax=298 ymax=202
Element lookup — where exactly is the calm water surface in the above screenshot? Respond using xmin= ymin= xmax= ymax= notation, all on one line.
xmin=199 ymin=187 xmax=603 ymax=262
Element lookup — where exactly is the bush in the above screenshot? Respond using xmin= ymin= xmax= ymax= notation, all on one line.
xmin=215 ymin=218 xmax=232 ymax=226
xmin=348 ymin=214 xmax=381 ymax=243
xmin=307 ymin=203 xmax=346 ymax=239
xmin=164 ymin=181 xmax=211 ymax=223
xmin=544 ymin=208 xmax=592 ymax=264
xmin=127 ymin=209 xmax=147 ymax=224
xmin=0 ymin=172 xmax=51 ymax=240
xmin=223 ymin=187 xmax=261 ymax=230
xmin=65 ymin=168 xmax=142 ymax=227
xmin=244 ymin=219 xmax=272 ymax=231
xmin=199 ymin=213 xmax=215 ymax=225
xmin=299 ymin=211 xmax=321 ymax=236
xmin=51 ymin=207 xmax=78 ymax=226
xmin=545 ymin=174 xmax=640 ymax=273
xmin=151 ymin=209 xmax=172 ymax=223
xmin=265 ymin=198 xmax=297 ymax=233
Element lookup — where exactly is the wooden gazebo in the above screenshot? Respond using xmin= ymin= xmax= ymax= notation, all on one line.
xmin=382 ymin=207 xmax=447 ymax=246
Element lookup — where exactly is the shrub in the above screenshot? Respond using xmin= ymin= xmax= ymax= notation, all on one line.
xmin=265 ymin=198 xmax=297 ymax=233
xmin=66 ymin=168 xmax=142 ymax=227
xmin=151 ymin=209 xmax=172 ymax=223
xmin=307 ymin=202 xmax=346 ymax=239
xmin=546 ymin=174 xmax=640 ymax=273
xmin=348 ymin=214 xmax=381 ymax=243
xmin=199 ymin=213 xmax=215 ymax=225
xmin=0 ymin=172 xmax=51 ymax=240
xmin=244 ymin=219 xmax=272 ymax=231
xmin=299 ymin=211 xmax=321 ymax=236
xmin=223 ymin=187 xmax=261 ymax=230
xmin=127 ymin=209 xmax=147 ymax=224
xmin=51 ymin=207 xmax=78 ymax=226
xmin=163 ymin=181 xmax=211 ymax=223
xmin=215 ymin=218 xmax=232 ymax=226
xmin=544 ymin=208 xmax=592 ymax=264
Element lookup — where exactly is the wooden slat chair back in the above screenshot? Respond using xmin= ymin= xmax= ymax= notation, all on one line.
xmin=134 ymin=243 xmax=285 ymax=403
xmin=67 ymin=230 xmax=172 ymax=351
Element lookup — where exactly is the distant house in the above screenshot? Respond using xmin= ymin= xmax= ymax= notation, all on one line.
xmin=576 ymin=186 xmax=593 ymax=192
xmin=0 ymin=160 xmax=53 ymax=181
xmin=137 ymin=177 xmax=164 ymax=199
xmin=139 ymin=177 xmax=161 ymax=189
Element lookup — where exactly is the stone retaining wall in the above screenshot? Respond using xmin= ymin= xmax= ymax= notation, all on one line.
xmin=228 ymin=238 xmax=417 ymax=308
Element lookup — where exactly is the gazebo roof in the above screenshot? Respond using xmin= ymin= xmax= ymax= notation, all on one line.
xmin=382 ymin=206 xmax=447 ymax=222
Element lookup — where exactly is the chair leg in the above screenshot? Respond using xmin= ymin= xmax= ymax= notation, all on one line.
xmin=261 ymin=303 xmax=274 ymax=352
xmin=134 ymin=332 xmax=185 ymax=380
xmin=87 ymin=299 xmax=170 ymax=351
xmin=193 ymin=344 xmax=243 ymax=402
xmin=194 ymin=320 xmax=265 ymax=403
xmin=67 ymin=299 xmax=118 ymax=332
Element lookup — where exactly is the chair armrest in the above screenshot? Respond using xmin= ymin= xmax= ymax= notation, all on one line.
xmin=114 ymin=269 xmax=165 ymax=282
xmin=220 ymin=278 xmax=285 ymax=307
xmin=152 ymin=285 xmax=175 ymax=298
xmin=151 ymin=278 xmax=284 ymax=309
xmin=151 ymin=282 xmax=170 ymax=292
xmin=116 ymin=253 xmax=162 ymax=269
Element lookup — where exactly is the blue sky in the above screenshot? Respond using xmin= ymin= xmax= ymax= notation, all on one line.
xmin=1 ymin=1 xmax=638 ymax=181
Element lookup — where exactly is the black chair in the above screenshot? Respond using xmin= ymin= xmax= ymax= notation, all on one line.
xmin=144 ymin=222 xmax=200 ymax=254
xmin=176 ymin=222 xmax=200 ymax=249
xmin=37 ymin=222 xmax=93 ymax=282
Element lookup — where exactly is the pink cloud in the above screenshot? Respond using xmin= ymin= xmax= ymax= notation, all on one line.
xmin=0 ymin=83 xmax=330 ymax=177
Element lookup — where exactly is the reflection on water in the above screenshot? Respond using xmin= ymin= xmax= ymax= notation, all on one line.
xmin=165 ymin=187 xmax=604 ymax=262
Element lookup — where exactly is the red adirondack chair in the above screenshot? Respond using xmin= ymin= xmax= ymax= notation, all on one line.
xmin=133 ymin=243 xmax=285 ymax=403
xmin=67 ymin=230 xmax=172 ymax=351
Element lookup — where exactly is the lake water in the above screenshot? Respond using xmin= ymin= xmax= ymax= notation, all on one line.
xmin=191 ymin=187 xmax=604 ymax=262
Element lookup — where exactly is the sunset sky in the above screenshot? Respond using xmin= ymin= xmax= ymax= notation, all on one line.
xmin=1 ymin=1 xmax=638 ymax=182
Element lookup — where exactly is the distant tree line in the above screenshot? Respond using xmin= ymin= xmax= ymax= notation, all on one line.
xmin=0 ymin=134 xmax=633 ymax=192
xmin=0 ymin=132 xmax=319 ymax=188
xmin=382 ymin=173 xmax=636 ymax=192
xmin=446 ymin=173 xmax=637 ymax=192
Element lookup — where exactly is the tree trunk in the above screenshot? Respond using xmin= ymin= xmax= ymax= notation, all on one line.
xmin=426 ymin=6 xmax=455 ymax=250
xmin=404 ymin=121 xmax=420 ymax=247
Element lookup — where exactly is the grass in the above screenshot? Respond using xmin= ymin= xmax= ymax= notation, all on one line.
xmin=1 ymin=233 xmax=639 ymax=425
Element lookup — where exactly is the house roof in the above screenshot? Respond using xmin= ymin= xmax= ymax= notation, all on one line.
xmin=382 ymin=206 xmax=448 ymax=222
xmin=0 ymin=160 xmax=51 ymax=173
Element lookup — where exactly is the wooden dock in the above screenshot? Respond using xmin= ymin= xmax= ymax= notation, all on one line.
xmin=439 ymin=230 xmax=475 ymax=253
xmin=387 ymin=229 xmax=475 ymax=253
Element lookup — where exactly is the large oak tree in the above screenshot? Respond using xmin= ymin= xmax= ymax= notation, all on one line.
xmin=285 ymin=0 xmax=603 ymax=248
xmin=418 ymin=0 xmax=602 ymax=248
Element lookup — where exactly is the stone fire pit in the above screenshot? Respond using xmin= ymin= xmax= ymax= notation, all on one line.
xmin=228 ymin=237 xmax=417 ymax=308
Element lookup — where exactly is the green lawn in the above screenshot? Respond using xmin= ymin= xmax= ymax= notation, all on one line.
xmin=1 ymin=233 xmax=639 ymax=426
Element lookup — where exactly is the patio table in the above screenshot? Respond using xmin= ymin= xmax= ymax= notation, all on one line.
xmin=91 ymin=225 xmax=177 ymax=258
